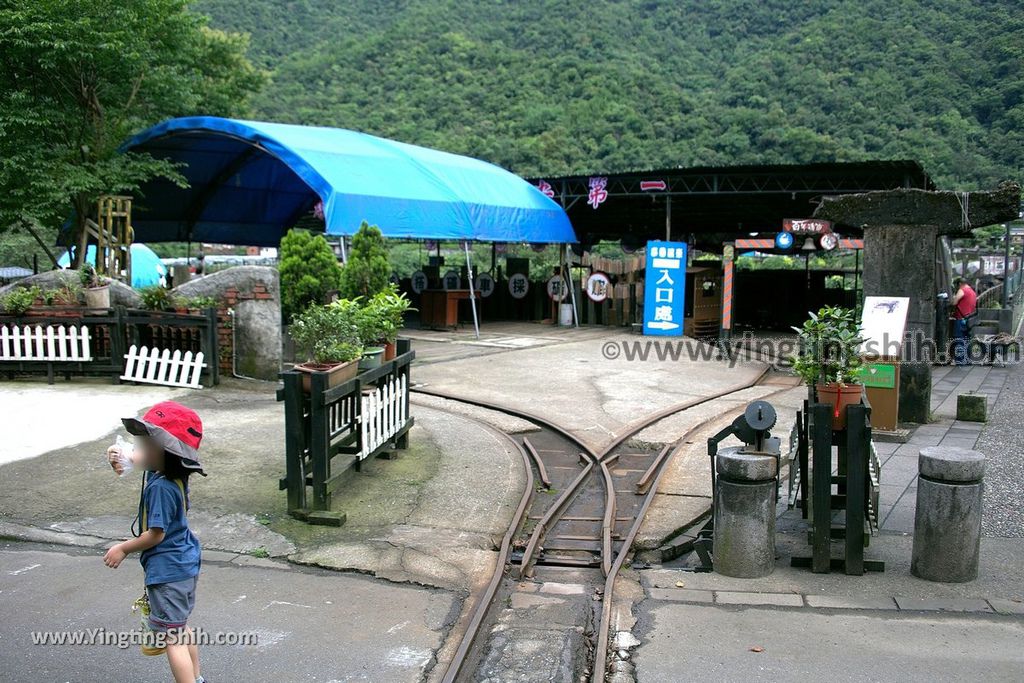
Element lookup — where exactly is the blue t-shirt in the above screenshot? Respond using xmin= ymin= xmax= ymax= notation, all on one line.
xmin=140 ymin=471 xmax=201 ymax=586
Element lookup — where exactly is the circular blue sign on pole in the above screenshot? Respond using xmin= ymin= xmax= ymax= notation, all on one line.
xmin=775 ymin=232 xmax=794 ymax=250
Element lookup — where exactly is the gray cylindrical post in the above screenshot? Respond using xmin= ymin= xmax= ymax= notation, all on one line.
xmin=714 ymin=447 xmax=777 ymax=578
xmin=911 ymin=446 xmax=986 ymax=583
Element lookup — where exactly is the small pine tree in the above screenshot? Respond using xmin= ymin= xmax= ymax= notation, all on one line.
xmin=339 ymin=221 xmax=391 ymax=299
xmin=279 ymin=229 xmax=342 ymax=321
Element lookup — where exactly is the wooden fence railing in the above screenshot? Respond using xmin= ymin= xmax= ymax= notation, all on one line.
xmin=0 ymin=307 xmax=218 ymax=386
xmin=277 ymin=339 xmax=415 ymax=522
xmin=787 ymin=394 xmax=883 ymax=575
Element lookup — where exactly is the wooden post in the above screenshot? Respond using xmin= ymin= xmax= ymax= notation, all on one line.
xmin=798 ymin=404 xmax=809 ymax=519
xmin=205 ymin=307 xmax=219 ymax=386
xmin=811 ymin=403 xmax=833 ymax=573
xmin=845 ymin=402 xmax=868 ymax=575
xmin=112 ymin=307 xmax=126 ymax=384
xmin=309 ymin=371 xmax=331 ymax=511
xmin=282 ymin=372 xmax=307 ymax=513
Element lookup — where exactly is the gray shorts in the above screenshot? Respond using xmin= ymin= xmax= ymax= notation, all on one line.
xmin=146 ymin=575 xmax=198 ymax=632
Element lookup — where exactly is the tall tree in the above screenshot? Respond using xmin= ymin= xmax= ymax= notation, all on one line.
xmin=0 ymin=0 xmax=264 ymax=268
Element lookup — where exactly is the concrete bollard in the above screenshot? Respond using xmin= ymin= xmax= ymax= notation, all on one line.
xmin=713 ymin=447 xmax=777 ymax=578
xmin=911 ymin=446 xmax=986 ymax=583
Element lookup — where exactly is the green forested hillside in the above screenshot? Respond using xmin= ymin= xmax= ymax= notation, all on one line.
xmin=197 ymin=0 xmax=1022 ymax=189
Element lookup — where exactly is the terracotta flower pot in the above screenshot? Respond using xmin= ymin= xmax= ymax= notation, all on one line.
xmin=294 ymin=359 xmax=360 ymax=392
xmin=815 ymin=382 xmax=863 ymax=430
xmin=383 ymin=341 xmax=396 ymax=361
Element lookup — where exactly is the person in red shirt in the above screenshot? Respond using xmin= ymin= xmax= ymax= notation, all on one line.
xmin=951 ymin=277 xmax=977 ymax=366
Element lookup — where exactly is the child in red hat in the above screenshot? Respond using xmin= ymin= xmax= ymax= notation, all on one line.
xmin=104 ymin=401 xmax=207 ymax=683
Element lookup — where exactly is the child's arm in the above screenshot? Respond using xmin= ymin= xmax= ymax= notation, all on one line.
xmin=103 ymin=528 xmax=165 ymax=568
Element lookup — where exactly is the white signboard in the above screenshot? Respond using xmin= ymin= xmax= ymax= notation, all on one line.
xmin=859 ymin=296 xmax=909 ymax=358
xmin=586 ymin=272 xmax=611 ymax=302
xmin=547 ymin=275 xmax=568 ymax=302
xmin=508 ymin=273 xmax=529 ymax=299
xmin=475 ymin=272 xmax=495 ymax=298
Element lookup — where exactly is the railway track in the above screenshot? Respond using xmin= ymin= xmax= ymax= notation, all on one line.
xmin=411 ymin=367 xmax=794 ymax=682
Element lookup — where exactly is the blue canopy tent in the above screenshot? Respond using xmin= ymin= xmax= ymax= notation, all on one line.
xmin=123 ymin=116 xmax=578 ymax=336
xmin=58 ymin=243 xmax=167 ymax=288
xmin=123 ymin=116 xmax=575 ymax=245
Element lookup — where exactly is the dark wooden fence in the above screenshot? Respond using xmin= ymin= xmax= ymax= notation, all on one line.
xmin=787 ymin=394 xmax=882 ymax=575
xmin=0 ymin=307 xmax=219 ymax=386
xmin=276 ymin=339 xmax=415 ymax=521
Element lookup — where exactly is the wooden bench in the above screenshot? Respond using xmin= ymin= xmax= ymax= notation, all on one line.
xmin=0 ymin=323 xmax=93 ymax=384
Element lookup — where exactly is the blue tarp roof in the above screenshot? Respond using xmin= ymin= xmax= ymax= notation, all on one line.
xmin=124 ymin=117 xmax=576 ymax=246
xmin=58 ymin=243 xmax=167 ymax=288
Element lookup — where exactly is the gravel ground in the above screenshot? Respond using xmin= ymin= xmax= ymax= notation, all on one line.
xmin=974 ymin=360 xmax=1024 ymax=538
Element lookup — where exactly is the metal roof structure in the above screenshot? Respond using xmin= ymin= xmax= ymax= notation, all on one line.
xmin=529 ymin=160 xmax=935 ymax=249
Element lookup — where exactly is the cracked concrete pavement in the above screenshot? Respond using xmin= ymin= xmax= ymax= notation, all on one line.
xmin=411 ymin=326 xmax=769 ymax=450
xmin=0 ymin=541 xmax=457 ymax=682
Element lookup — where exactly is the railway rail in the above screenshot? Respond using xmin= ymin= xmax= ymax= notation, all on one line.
xmin=411 ymin=366 xmax=794 ymax=682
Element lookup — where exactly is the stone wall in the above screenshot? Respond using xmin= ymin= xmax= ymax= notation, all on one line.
xmin=173 ymin=266 xmax=282 ymax=381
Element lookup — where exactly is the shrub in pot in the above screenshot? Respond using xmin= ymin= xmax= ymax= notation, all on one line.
xmin=51 ymin=282 xmax=82 ymax=307
xmin=792 ymin=306 xmax=865 ymax=430
xmin=79 ymin=264 xmax=110 ymax=308
xmin=139 ymin=285 xmax=173 ymax=311
xmin=290 ymin=302 xmax=363 ymax=390
xmin=186 ymin=295 xmax=219 ymax=314
xmin=326 ymin=297 xmax=386 ymax=371
xmin=368 ymin=284 xmax=415 ymax=361
xmin=0 ymin=286 xmax=39 ymax=316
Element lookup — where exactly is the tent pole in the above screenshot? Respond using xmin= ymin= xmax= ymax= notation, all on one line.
xmin=339 ymin=235 xmax=347 ymax=263
xmin=464 ymin=240 xmax=480 ymax=339
xmin=562 ymin=244 xmax=579 ymax=328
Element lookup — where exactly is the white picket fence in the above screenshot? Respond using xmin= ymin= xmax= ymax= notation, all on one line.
xmin=359 ymin=372 xmax=408 ymax=459
xmin=0 ymin=324 xmax=93 ymax=362
xmin=121 ymin=345 xmax=206 ymax=389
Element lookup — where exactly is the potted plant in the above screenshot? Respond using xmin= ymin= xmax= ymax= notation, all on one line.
xmin=171 ymin=295 xmax=189 ymax=314
xmin=79 ymin=264 xmax=110 ymax=308
xmin=328 ymin=297 xmax=385 ymax=371
xmin=290 ymin=303 xmax=363 ymax=391
xmin=139 ymin=285 xmax=173 ymax=311
xmin=51 ymin=282 xmax=82 ymax=307
xmin=186 ymin=295 xmax=219 ymax=314
xmin=369 ymin=284 xmax=415 ymax=361
xmin=792 ymin=306 xmax=865 ymax=430
xmin=0 ymin=286 xmax=39 ymax=317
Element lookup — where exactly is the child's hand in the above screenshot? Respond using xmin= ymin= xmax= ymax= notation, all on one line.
xmin=106 ymin=446 xmax=126 ymax=475
xmin=103 ymin=544 xmax=126 ymax=568
xmin=107 ymin=443 xmax=138 ymax=475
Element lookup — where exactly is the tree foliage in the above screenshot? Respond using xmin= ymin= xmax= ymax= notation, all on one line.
xmin=0 ymin=0 xmax=264 ymax=268
xmin=196 ymin=0 xmax=1023 ymax=190
xmin=279 ymin=229 xmax=343 ymax=321
xmin=339 ymin=222 xmax=391 ymax=299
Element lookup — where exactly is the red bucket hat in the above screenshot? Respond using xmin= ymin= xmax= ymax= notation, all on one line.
xmin=122 ymin=401 xmax=206 ymax=476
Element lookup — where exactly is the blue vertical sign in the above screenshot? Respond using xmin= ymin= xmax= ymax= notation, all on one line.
xmin=643 ymin=241 xmax=688 ymax=336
